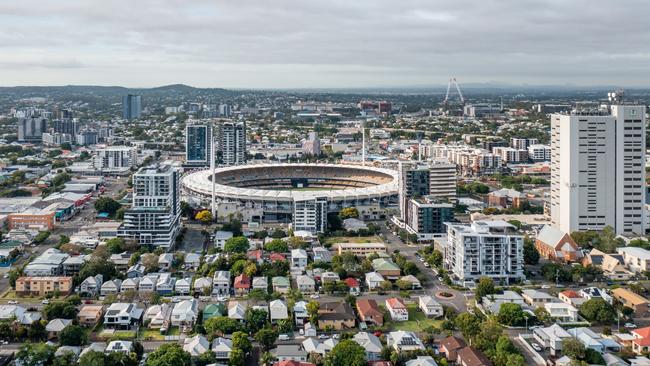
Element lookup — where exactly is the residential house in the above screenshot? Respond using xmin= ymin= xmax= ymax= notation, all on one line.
xmin=79 ymin=275 xmax=103 ymax=297
xmin=253 ymin=276 xmax=268 ymax=292
xmin=320 ymin=272 xmax=340 ymax=284
xmin=481 ymin=291 xmax=525 ymax=314
xmin=247 ymin=250 xmax=264 ymax=265
xmin=100 ymin=279 xmax=122 ymax=296
xmin=109 ymin=252 xmax=131 ymax=272
xmin=365 ymin=272 xmax=385 ymax=290
xmin=304 ymin=322 xmax=317 ymax=337
xmin=386 ymin=297 xmax=409 ymax=322
xmin=126 ymin=263 xmax=145 ymax=278
xmin=318 ymin=302 xmax=356 ymax=330
xmin=193 ymin=277 xmax=212 ymax=295
xmin=535 ymin=225 xmax=583 ymax=262
xmin=544 ymin=302 xmax=579 ymax=323
xmin=583 ymin=249 xmax=633 ymax=280
xmin=291 ymin=249 xmax=308 ymax=269
xmin=23 ymin=248 xmax=68 ymax=276
xmin=399 ymin=275 xmax=421 ymax=289
xmin=533 ymin=324 xmax=572 ymax=356
xmin=568 ymin=327 xmax=622 ymax=353
xmin=456 ymin=347 xmax=493 ymax=366
xmin=406 ymin=357 xmax=438 ymax=366
xmin=62 ymin=255 xmax=87 ymax=276
xmin=352 ymin=332 xmax=382 ymax=361
xmin=521 ymin=289 xmax=558 ymax=308
xmin=183 ymin=334 xmax=210 ymax=357
xmin=274 ymin=361 xmax=315 ymax=366
xmin=202 ymin=303 xmax=225 ymax=322
xmin=558 ymin=290 xmax=587 ymax=307
xmin=104 ymin=303 xmax=143 ymax=329
xmin=156 ymin=273 xmax=176 ymax=295
xmin=46 ymin=318 xmax=71 ymax=339
xmin=419 ymin=296 xmax=443 ymax=318
xmin=387 ymin=331 xmax=425 ymax=352
xmin=356 ymin=299 xmax=384 ymax=326
xmin=228 ymin=301 xmax=247 ymax=322
xmin=19 ymin=311 xmax=42 ymax=326
xmin=105 ymin=340 xmax=133 ymax=354
xmin=631 ymin=327 xmax=650 ymax=354
xmin=293 ymin=301 xmax=309 ymax=326
xmin=157 ymin=253 xmax=173 ymax=270
xmin=138 ymin=274 xmax=158 ymax=292
xmin=213 ymin=231 xmax=233 ymax=250
xmin=312 ymin=247 xmax=332 ymax=263
xmin=344 ymin=278 xmax=360 ymax=294
xmin=184 ymin=253 xmax=201 ymax=270
xmin=273 ymin=345 xmax=308 ymax=362
xmin=270 ymin=253 xmax=287 ymax=263
xmin=270 ymin=299 xmax=289 ymax=322
xmin=612 ymin=288 xmax=650 ymax=317
xmin=618 ymin=247 xmax=650 ymax=273
xmin=296 ymin=275 xmax=316 ymax=294
xmin=15 ymin=276 xmax=73 ymax=297
xmin=234 ymin=274 xmax=251 ymax=296
xmin=144 ymin=304 xmax=172 ymax=329
xmin=579 ymin=287 xmax=613 ymax=304
xmin=440 ymin=336 xmax=467 ymax=361
xmin=0 ymin=305 xmax=26 ymax=321
xmin=212 ymin=271 xmax=231 ymax=296
xmin=77 ymin=305 xmax=104 ymax=326
xmin=175 ymin=278 xmax=191 ymax=295
xmin=120 ymin=278 xmax=139 ymax=293
xmin=170 ymin=300 xmax=198 ymax=328
xmin=212 ymin=337 xmax=233 ymax=360
xmin=372 ymin=258 xmax=401 ymax=279
xmin=272 ymin=276 xmax=290 ymax=294
xmin=302 ymin=337 xmax=338 ymax=355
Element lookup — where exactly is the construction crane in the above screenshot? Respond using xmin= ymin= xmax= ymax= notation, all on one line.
xmin=443 ymin=77 xmax=465 ymax=105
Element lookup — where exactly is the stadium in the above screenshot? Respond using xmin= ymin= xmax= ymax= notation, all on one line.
xmin=181 ymin=163 xmax=399 ymax=223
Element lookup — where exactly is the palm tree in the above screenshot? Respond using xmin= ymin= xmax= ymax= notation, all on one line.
xmin=260 ymin=351 xmax=275 ymax=366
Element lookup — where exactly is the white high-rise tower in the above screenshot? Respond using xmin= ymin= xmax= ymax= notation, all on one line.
xmin=550 ymin=91 xmax=646 ymax=235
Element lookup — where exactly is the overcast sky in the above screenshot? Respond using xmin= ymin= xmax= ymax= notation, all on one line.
xmin=1 ymin=0 xmax=650 ymax=89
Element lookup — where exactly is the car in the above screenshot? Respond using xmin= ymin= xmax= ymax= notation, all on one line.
xmin=41 ymin=299 xmax=50 ymax=305
xmin=171 ymin=297 xmax=180 ymax=303
xmin=529 ymin=325 xmax=542 ymax=330
xmin=419 ymin=257 xmax=425 ymax=262
xmin=299 ymin=329 xmax=304 ymax=336
xmin=318 ymin=334 xmax=329 ymax=339
xmin=424 ymin=262 xmax=430 ymax=268
xmin=278 ymin=334 xmax=290 ymax=341
xmin=217 ymin=296 xmax=228 ymax=302
xmin=625 ymin=323 xmax=637 ymax=328
xmin=310 ymin=294 xmax=320 ymax=299
xmin=541 ymin=285 xmax=551 ymax=289
xmin=531 ymin=343 xmax=542 ymax=352
xmin=333 ymin=334 xmax=340 ymax=339
xmin=2 ymin=274 xmax=8 ymax=279
xmin=7 ymin=300 xmax=18 ymax=305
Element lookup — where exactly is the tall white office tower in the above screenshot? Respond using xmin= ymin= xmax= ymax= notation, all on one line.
xmin=217 ymin=121 xmax=246 ymax=165
xmin=118 ymin=162 xmax=181 ymax=248
xmin=550 ymin=92 xmax=646 ymax=235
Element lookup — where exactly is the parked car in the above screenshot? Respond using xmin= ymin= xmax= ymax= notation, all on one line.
xmin=41 ymin=299 xmax=50 ymax=305
xmin=310 ymin=294 xmax=320 ymax=299
xmin=278 ymin=334 xmax=290 ymax=341
xmin=7 ymin=300 xmax=18 ymax=305
xmin=625 ymin=323 xmax=637 ymax=328
xmin=531 ymin=343 xmax=542 ymax=352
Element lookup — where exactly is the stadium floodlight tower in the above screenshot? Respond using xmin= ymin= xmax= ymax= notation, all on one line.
xmin=210 ymin=133 xmax=216 ymax=218
xmin=361 ymin=120 xmax=366 ymax=166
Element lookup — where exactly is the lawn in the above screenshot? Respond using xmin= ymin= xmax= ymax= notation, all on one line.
xmin=325 ymin=236 xmax=383 ymax=245
xmin=392 ymin=304 xmax=443 ymax=332
xmin=140 ymin=329 xmax=166 ymax=341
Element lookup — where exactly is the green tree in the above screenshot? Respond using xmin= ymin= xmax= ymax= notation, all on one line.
xmin=260 ymin=352 xmax=276 ymax=366
xmin=475 ymin=277 xmax=496 ymax=303
xmin=244 ymin=308 xmax=269 ymax=333
xmin=94 ymin=196 xmax=122 ymax=217
xmin=307 ymin=301 xmax=320 ymax=324
xmin=497 ymin=303 xmax=525 ymax=326
xmin=229 ymin=348 xmax=245 ymax=366
xmin=579 ymin=298 xmax=616 ymax=324
xmin=33 ymin=231 xmax=51 ymax=244
xmin=534 ymin=307 xmax=551 ymax=323
xmin=145 ymin=343 xmax=191 ymax=366
xmin=232 ymin=331 xmax=252 ymax=354
xmin=59 ymin=324 xmax=88 ymax=346
xmin=324 ymin=339 xmax=367 ymax=366
xmin=265 ymin=239 xmax=289 ymax=253
xmin=224 ymin=236 xmax=250 ymax=253
xmin=523 ymin=238 xmax=540 ymax=265
xmin=78 ymin=351 xmax=106 ymax=366
xmin=16 ymin=343 xmax=55 ymax=366
xmin=255 ymin=327 xmax=279 ymax=350
xmin=454 ymin=313 xmax=481 ymax=339
xmin=338 ymin=207 xmax=360 ymax=220
xmin=204 ymin=317 xmax=243 ymax=337
xmin=562 ymin=338 xmax=586 ymax=360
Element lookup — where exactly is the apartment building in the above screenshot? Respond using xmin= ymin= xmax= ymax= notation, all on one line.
xmin=16 ymin=276 xmax=73 ymax=296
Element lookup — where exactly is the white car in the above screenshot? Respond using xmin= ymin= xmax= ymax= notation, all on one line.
xmin=7 ymin=300 xmax=18 ymax=305
xmin=541 ymin=285 xmax=551 ymax=289
xmin=171 ymin=297 xmax=180 ymax=303
xmin=424 ymin=262 xmax=431 ymax=268
xmin=531 ymin=343 xmax=542 ymax=352
xmin=419 ymin=258 xmax=425 ymax=262
xmin=41 ymin=299 xmax=50 ymax=305
xmin=278 ymin=334 xmax=290 ymax=341
xmin=625 ymin=323 xmax=637 ymax=328
xmin=318 ymin=334 xmax=329 ymax=339
xmin=310 ymin=294 xmax=320 ymax=299
xmin=332 ymin=334 xmax=340 ymax=339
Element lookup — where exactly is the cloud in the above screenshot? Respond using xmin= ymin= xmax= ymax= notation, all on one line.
xmin=0 ymin=0 xmax=649 ymax=87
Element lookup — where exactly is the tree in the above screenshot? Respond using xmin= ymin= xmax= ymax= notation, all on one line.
xmin=204 ymin=317 xmax=242 ymax=337
xmin=260 ymin=352 xmax=276 ymax=366
xmin=338 ymin=207 xmax=359 ymax=220
xmin=59 ymin=324 xmax=88 ymax=346
xmin=106 ymin=237 xmax=126 ymax=254
xmin=195 ymin=210 xmax=213 ymax=224
xmin=379 ymin=280 xmax=393 ymax=292
xmin=475 ymin=317 xmax=504 ymax=351
xmin=232 ymin=331 xmax=252 ymax=354
xmin=229 ymin=348 xmax=245 ymax=366
xmin=195 ymin=351 xmax=216 ymax=366
xmin=43 ymin=301 xmax=78 ymax=320
xmin=475 ymin=277 xmax=496 ymax=303
xmin=53 ymin=350 xmax=76 ymax=366
xmin=307 ymin=301 xmax=320 ymax=324
xmin=180 ymin=201 xmax=193 ymax=218
xmin=428 ymin=250 xmax=443 ymax=268
xmin=224 ymin=236 xmax=250 ymax=253
xmin=324 ymin=339 xmax=367 ymax=366
xmin=497 ymin=303 xmax=525 ymax=326
xmin=33 ymin=231 xmax=51 ymax=244
xmin=540 ymin=263 xmax=571 ymax=283
xmin=141 ymin=253 xmax=159 ymax=273
xmin=534 ymin=307 xmax=551 ymax=323
xmin=94 ymin=197 xmax=122 ymax=217
xmin=523 ymin=238 xmax=540 ymax=265
xmin=78 ymin=351 xmax=106 ymax=366
xmin=255 ymin=327 xmax=279 ymax=350
xmin=145 ymin=343 xmax=191 ymax=366
xmin=265 ymin=239 xmax=289 ymax=253
xmin=270 ymin=228 xmax=286 ymax=239
xmin=562 ymin=338 xmax=586 ymax=360
xmin=245 ymin=308 xmax=269 ymax=334
xmin=16 ymin=343 xmax=55 ymax=366
xmin=58 ymin=234 xmax=70 ymax=246
xmin=579 ymin=298 xmax=616 ymax=324
xmin=454 ymin=313 xmax=481 ymax=339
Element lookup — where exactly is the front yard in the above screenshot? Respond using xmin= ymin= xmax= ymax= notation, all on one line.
xmin=391 ymin=304 xmax=443 ymax=332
